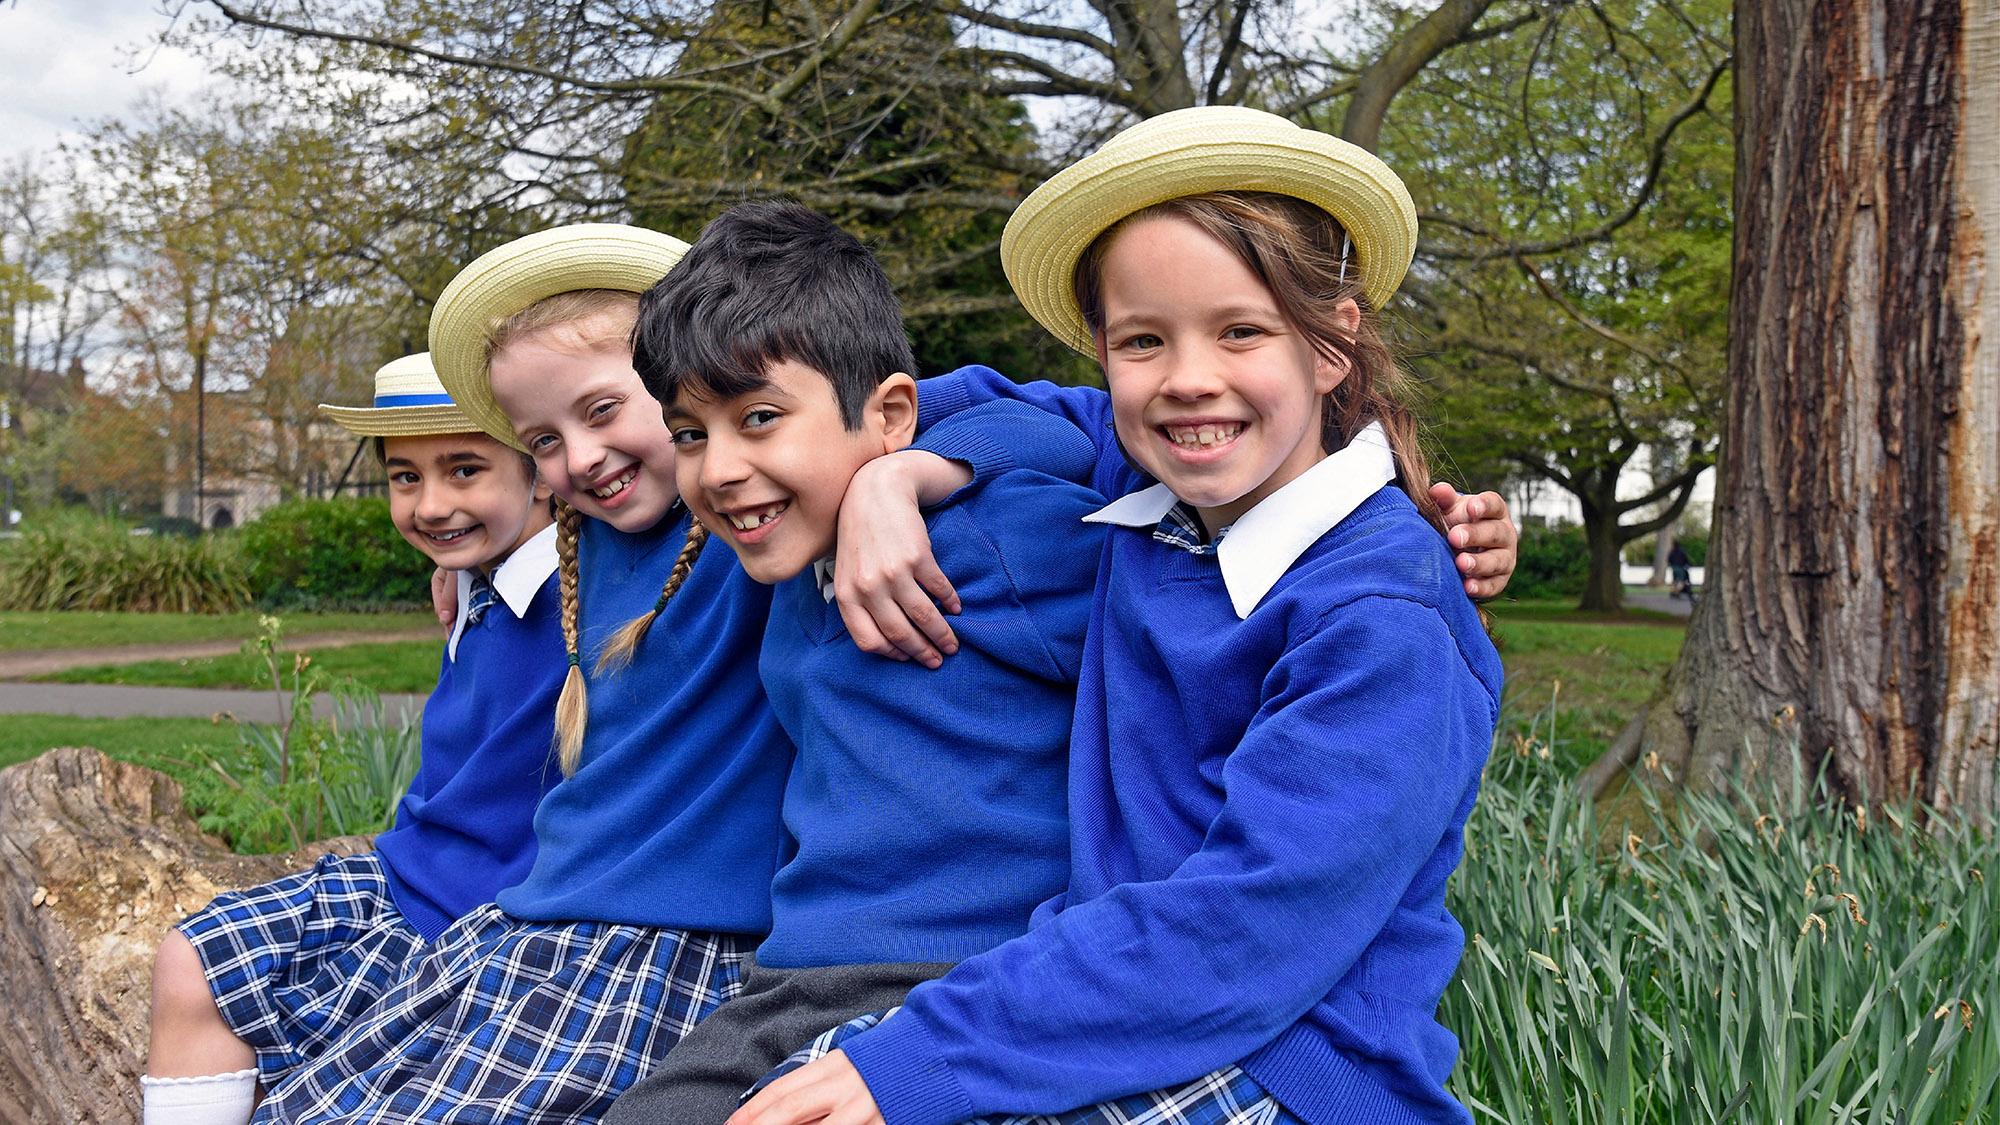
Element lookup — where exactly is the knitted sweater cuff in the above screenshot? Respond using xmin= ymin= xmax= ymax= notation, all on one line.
xmin=842 ymin=1012 xmax=976 ymax=1125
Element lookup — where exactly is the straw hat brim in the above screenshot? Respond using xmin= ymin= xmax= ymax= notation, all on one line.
xmin=317 ymin=403 xmax=486 ymax=439
xmin=429 ymin=224 xmax=690 ymax=450
xmin=1000 ymin=107 xmax=1418 ymax=355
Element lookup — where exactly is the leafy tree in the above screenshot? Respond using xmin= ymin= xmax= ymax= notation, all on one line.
xmin=1393 ymin=0 xmax=1731 ymax=610
xmin=90 ymin=95 xmax=403 ymax=507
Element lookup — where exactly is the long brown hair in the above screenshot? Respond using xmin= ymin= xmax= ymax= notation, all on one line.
xmin=485 ymin=289 xmax=705 ymax=775
xmin=1072 ymin=191 xmax=1443 ymax=531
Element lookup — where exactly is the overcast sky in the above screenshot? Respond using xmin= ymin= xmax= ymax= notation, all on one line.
xmin=2 ymin=0 xmax=211 ymax=162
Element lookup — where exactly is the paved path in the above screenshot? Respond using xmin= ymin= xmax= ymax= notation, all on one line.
xmin=0 ymin=630 xmax=438 ymax=720
xmin=1623 ymin=589 xmax=1695 ymax=618
xmin=0 ymin=681 xmax=428 ymax=722
xmin=0 ymin=630 xmax=439 ymax=680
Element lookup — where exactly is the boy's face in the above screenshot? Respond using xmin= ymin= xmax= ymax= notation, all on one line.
xmin=489 ymin=319 xmax=679 ymax=535
xmin=383 ymin=432 xmax=551 ymax=572
xmin=666 ymin=360 xmax=915 ymax=584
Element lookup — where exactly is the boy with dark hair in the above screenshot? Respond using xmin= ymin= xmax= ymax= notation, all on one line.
xmin=143 ymin=354 xmax=564 ymax=1125
xmin=604 ymin=201 xmax=1107 ymax=1124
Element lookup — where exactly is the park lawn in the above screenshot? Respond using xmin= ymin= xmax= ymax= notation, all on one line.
xmin=39 ymin=640 xmax=444 ymax=694
xmin=0 ymin=610 xmax=435 ymax=652
xmin=1483 ymin=595 xmax=1687 ymax=774
xmin=0 ymin=714 xmax=239 ymax=772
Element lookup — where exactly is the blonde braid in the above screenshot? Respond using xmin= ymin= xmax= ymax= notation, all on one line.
xmin=551 ymin=500 xmax=589 ymax=777
xmin=595 ymin=519 xmax=711 ymax=675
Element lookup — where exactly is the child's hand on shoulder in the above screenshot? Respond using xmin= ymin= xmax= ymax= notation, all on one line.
xmin=727 ymin=1050 xmax=882 ymax=1125
xmin=431 ymin=566 xmax=457 ymax=631
xmin=1431 ymin=483 xmax=1518 ymax=601
xmin=833 ymin=451 xmax=969 ymax=669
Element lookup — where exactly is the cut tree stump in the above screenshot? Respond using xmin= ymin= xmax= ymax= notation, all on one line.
xmin=0 ymin=747 xmax=370 ymax=1125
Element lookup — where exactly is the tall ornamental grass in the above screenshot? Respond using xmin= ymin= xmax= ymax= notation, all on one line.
xmin=0 ymin=513 xmax=250 ymax=613
xmin=1447 ymin=708 xmax=1997 ymax=1122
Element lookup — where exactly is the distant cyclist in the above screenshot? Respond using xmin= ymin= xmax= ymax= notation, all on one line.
xmin=1669 ymin=541 xmax=1694 ymax=600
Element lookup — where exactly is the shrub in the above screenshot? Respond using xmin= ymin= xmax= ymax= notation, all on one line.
xmin=0 ymin=511 xmax=250 ymax=612
xmin=1507 ymin=521 xmax=1591 ymax=600
xmin=239 ymin=496 xmax=432 ymax=611
xmin=174 ymin=616 xmax=421 ymax=852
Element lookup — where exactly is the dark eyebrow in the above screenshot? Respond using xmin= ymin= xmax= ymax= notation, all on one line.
xmin=383 ymin=456 xmax=416 ymax=469
xmin=440 ymin=451 xmax=492 ymax=465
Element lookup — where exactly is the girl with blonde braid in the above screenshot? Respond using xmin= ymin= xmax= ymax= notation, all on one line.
xmin=246 ymin=226 xmax=791 ymax=1125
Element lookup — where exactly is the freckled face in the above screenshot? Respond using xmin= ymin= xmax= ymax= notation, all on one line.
xmin=488 ymin=322 xmax=680 ymax=534
xmin=1095 ymin=214 xmax=1346 ymax=536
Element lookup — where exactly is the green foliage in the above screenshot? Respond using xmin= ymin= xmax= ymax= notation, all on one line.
xmin=1505 ymin=522 xmax=1592 ymax=602
xmin=238 ymin=496 xmax=432 ymax=611
xmin=177 ymin=616 xmax=420 ymax=853
xmin=0 ymin=510 xmax=250 ymax=612
xmin=620 ymin=0 xmax=1094 ymax=386
xmin=1400 ymin=0 xmax=1732 ymax=599
xmin=1448 ymin=723 xmax=1999 ymax=1121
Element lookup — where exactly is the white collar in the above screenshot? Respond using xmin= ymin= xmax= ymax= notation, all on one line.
xmin=1083 ymin=422 xmax=1395 ymax=619
xmin=448 ymin=522 xmax=560 ymax=661
xmin=812 ymin=557 xmax=837 ymax=603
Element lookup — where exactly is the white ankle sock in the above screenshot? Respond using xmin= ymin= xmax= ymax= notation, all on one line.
xmin=141 ymin=1068 xmax=259 ymax=1125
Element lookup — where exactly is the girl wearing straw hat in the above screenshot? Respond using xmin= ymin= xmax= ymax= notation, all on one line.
xmin=144 ymin=354 xmax=564 ymax=1125
xmin=736 ymin=107 xmax=1502 ymax=1125
xmin=240 ymin=227 xmax=796 ymax=1125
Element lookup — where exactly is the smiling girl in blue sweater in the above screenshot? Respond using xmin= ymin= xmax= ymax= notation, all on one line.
xmin=736 ymin=106 xmax=1503 ymax=1125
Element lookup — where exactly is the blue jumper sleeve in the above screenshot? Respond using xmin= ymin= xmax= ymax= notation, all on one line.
xmin=917 ymin=366 xmax=1131 ymax=496
xmin=910 ymin=400 xmax=1099 ymax=508
xmin=839 ymin=598 xmax=1492 ymax=1125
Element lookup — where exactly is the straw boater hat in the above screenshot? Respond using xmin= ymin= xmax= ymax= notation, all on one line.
xmin=1000 ymin=105 xmax=1419 ymax=356
xmin=318 ymin=352 xmax=481 ymax=437
xmin=429 ymin=223 xmax=690 ymax=450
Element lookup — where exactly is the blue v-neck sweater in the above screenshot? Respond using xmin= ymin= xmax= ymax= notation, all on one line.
xmin=846 ymin=367 xmax=1504 ymax=1125
xmin=376 ymin=569 xmax=564 ymax=940
xmin=496 ymin=510 xmax=792 ymax=933
xmin=755 ymin=403 xmax=1106 ymax=968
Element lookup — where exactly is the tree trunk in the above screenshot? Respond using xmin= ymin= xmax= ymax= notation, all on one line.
xmin=0 ymin=747 xmax=371 ymax=1124
xmin=1579 ymin=511 xmax=1627 ymax=612
xmin=1649 ymin=526 xmax=1672 ymax=588
xmin=1615 ymin=0 xmax=1999 ymax=820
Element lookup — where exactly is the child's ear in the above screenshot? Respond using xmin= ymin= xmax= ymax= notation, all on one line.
xmin=1315 ymin=299 xmax=1362 ymax=394
xmin=873 ymin=372 xmax=919 ymax=452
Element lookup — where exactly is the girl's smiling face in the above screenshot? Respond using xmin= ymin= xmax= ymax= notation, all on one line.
xmin=488 ymin=315 xmax=680 ymax=534
xmin=1095 ymin=214 xmax=1349 ymax=537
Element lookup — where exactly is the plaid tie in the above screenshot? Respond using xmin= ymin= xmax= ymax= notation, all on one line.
xmin=464 ymin=572 xmax=500 ymax=626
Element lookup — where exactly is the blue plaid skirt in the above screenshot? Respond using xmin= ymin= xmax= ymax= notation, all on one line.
xmin=251 ymin=903 xmax=748 ymax=1125
xmin=179 ymin=851 xmax=426 ymax=1086
xmin=753 ymin=1009 xmax=1299 ymax=1125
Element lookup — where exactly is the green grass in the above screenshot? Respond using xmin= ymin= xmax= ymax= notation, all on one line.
xmin=0 ymin=714 xmax=239 ymax=771
xmin=40 ymin=641 xmax=444 ymax=694
xmin=1484 ymin=597 xmax=1688 ymax=774
xmin=0 ymin=610 xmax=436 ymax=652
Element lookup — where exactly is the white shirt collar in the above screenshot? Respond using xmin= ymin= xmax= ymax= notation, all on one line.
xmin=448 ymin=522 xmax=560 ymax=661
xmin=1083 ymin=422 xmax=1396 ymax=619
xmin=813 ymin=557 xmax=838 ymax=602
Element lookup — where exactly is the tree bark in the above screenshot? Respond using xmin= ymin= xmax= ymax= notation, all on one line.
xmin=1618 ymin=0 xmax=1999 ymax=820
xmin=0 ymin=747 xmax=370 ymax=1124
